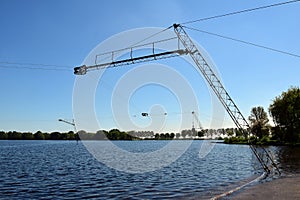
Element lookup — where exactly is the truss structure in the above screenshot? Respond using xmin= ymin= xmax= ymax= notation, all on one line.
xmin=74 ymin=24 xmax=280 ymax=175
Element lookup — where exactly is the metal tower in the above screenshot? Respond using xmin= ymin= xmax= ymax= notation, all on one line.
xmin=74 ymin=24 xmax=280 ymax=175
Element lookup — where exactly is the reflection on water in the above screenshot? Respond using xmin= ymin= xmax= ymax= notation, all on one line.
xmin=273 ymin=146 xmax=300 ymax=175
xmin=0 ymin=140 xmax=298 ymax=199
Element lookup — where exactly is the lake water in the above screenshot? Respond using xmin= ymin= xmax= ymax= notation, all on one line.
xmin=0 ymin=140 xmax=298 ymax=199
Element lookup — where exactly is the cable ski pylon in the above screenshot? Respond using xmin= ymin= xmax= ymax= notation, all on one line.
xmin=74 ymin=24 xmax=280 ymax=175
xmin=173 ymin=24 xmax=279 ymax=175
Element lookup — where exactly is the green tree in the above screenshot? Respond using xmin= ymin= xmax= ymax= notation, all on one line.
xmin=61 ymin=133 xmax=69 ymax=140
xmin=160 ymin=133 xmax=166 ymax=140
xmin=34 ymin=131 xmax=45 ymax=140
xmin=248 ymin=106 xmax=269 ymax=139
xmin=181 ymin=130 xmax=188 ymax=138
xmin=95 ymin=130 xmax=107 ymax=140
xmin=235 ymin=128 xmax=244 ymax=137
xmin=170 ymin=133 xmax=175 ymax=139
xmin=43 ymin=133 xmax=50 ymax=140
xmin=165 ymin=133 xmax=170 ymax=139
xmin=77 ymin=130 xmax=94 ymax=140
xmin=269 ymin=86 xmax=300 ymax=143
xmin=0 ymin=131 xmax=8 ymax=140
xmin=197 ymin=130 xmax=204 ymax=138
xmin=22 ymin=132 xmax=34 ymax=140
xmin=108 ymin=129 xmax=120 ymax=140
xmin=67 ymin=131 xmax=75 ymax=140
xmin=7 ymin=131 xmax=22 ymax=140
xmin=50 ymin=132 xmax=61 ymax=140
xmin=226 ymin=128 xmax=234 ymax=137
xmin=155 ymin=133 xmax=160 ymax=140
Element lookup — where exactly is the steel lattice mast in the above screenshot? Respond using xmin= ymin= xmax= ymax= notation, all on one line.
xmin=173 ymin=24 xmax=249 ymax=131
xmin=173 ymin=24 xmax=279 ymax=174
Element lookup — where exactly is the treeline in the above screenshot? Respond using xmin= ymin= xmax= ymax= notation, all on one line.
xmin=1 ymin=87 xmax=298 ymax=144
xmin=0 ymin=129 xmax=139 ymax=141
xmin=0 ymin=128 xmax=240 ymax=141
xmin=269 ymin=86 xmax=300 ymax=144
xmin=0 ymin=131 xmax=78 ymax=140
xmin=224 ymin=86 xmax=300 ymax=145
xmin=78 ymin=129 xmax=139 ymax=140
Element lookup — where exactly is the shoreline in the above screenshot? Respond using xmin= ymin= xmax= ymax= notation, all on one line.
xmin=228 ymin=174 xmax=300 ymax=200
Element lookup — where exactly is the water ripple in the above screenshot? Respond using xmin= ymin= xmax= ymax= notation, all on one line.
xmin=1 ymin=140 xmax=295 ymax=199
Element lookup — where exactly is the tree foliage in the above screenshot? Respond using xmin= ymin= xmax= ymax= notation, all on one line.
xmin=269 ymin=86 xmax=300 ymax=143
xmin=34 ymin=131 xmax=45 ymax=140
xmin=0 ymin=131 xmax=8 ymax=139
xmin=22 ymin=132 xmax=34 ymax=140
xmin=248 ymin=106 xmax=269 ymax=139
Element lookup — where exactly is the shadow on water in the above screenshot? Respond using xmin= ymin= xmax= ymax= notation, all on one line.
xmin=244 ymin=145 xmax=300 ymax=179
xmin=274 ymin=146 xmax=300 ymax=175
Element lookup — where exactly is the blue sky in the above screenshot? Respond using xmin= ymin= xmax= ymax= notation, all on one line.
xmin=0 ymin=0 xmax=299 ymax=133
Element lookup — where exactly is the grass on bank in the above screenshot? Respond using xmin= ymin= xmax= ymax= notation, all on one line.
xmin=223 ymin=135 xmax=300 ymax=146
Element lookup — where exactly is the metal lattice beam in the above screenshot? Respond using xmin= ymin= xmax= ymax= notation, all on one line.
xmin=74 ymin=49 xmax=187 ymax=75
xmin=173 ymin=24 xmax=280 ymax=174
xmin=173 ymin=24 xmax=249 ymax=131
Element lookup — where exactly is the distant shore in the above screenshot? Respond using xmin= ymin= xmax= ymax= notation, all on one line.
xmin=229 ymin=175 xmax=300 ymax=200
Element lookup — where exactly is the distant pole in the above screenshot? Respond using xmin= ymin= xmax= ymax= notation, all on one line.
xmin=58 ymin=119 xmax=78 ymax=142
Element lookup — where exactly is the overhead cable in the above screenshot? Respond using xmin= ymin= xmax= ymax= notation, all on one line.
xmin=182 ymin=0 xmax=300 ymax=25
xmin=0 ymin=61 xmax=71 ymax=68
xmin=184 ymin=26 xmax=300 ymax=58
xmin=0 ymin=65 xmax=72 ymax=71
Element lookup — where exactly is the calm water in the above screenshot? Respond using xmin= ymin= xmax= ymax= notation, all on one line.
xmin=0 ymin=140 xmax=298 ymax=199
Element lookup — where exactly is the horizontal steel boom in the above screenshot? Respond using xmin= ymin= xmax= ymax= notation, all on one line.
xmin=74 ymin=49 xmax=187 ymax=75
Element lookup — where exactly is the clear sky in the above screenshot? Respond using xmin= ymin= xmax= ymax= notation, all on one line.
xmin=0 ymin=0 xmax=299 ymax=133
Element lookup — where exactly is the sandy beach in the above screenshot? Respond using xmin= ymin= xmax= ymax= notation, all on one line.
xmin=229 ymin=175 xmax=300 ymax=200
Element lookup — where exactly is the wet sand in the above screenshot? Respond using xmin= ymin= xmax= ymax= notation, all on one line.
xmin=229 ymin=175 xmax=300 ymax=200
